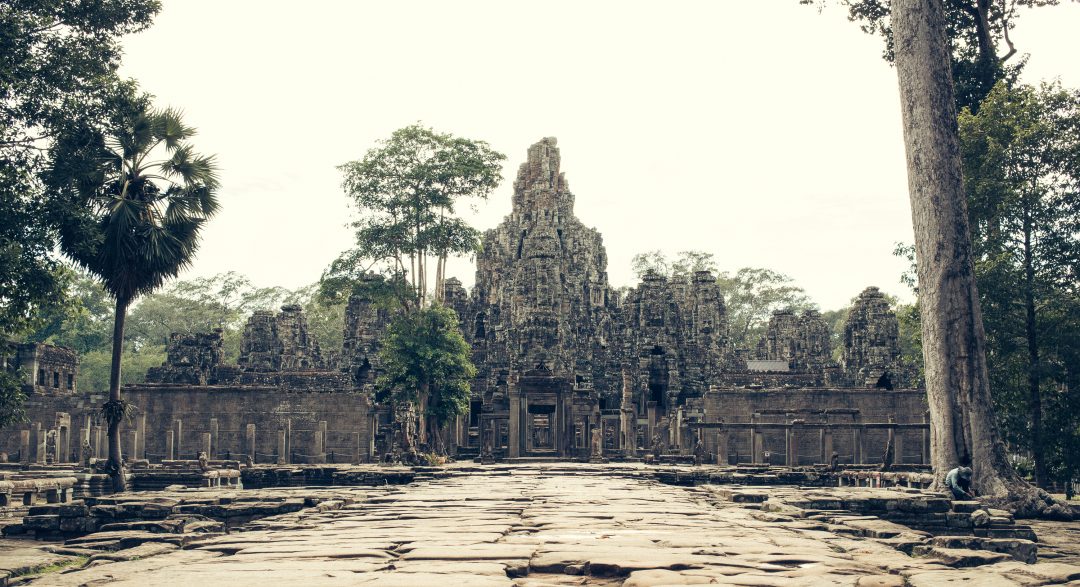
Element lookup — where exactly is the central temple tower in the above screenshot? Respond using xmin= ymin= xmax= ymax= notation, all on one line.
xmin=469 ymin=138 xmax=616 ymax=457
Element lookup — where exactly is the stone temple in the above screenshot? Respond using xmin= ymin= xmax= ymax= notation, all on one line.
xmin=1 ymin=138 xmax=927 ymax=467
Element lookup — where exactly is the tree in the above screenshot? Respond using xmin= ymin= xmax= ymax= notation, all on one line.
xmin=715 ymin=267 xmax=814 ymax=349
xmin=51 ymin=104 xmax=219 ymax=490
xmin=0 ymin=361 xmax=28 ymax=431
xmin=960 ymin=81 xmax=1080 ymax=487
xmin=337 ymin=124 xmax=505 ymax=310
xmin=892 ymin=0 xmax=1030 ymax=503
xmin=0 ymin=0 xmax=159 ymax=336
xmin=630 ymin=250 xmax=718 ymax=280
xmin=807 ymin=0 xmax=1060 ymax=113
xmin=376 ymin=305 xmax=476 ymax=453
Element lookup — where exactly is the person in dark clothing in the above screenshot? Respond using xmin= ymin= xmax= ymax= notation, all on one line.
xmin=944 ymin=466 xmax=975 ymax=499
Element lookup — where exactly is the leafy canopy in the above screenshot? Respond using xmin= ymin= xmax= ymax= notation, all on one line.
xmin=53 ymin=103 xmax=221 ymax=305
xmin=376 ymin=305 xmax=476 ymax=426
xmin=0 ymin=0 xmax=159 ymax=335
xmin=335 ymin=124 xmax=505 ymax=309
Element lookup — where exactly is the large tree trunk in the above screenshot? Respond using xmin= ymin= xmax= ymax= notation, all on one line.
xmin=106 ymin=296 xmax=129 ymax=492
xmin=892 ymin=0 xmax=1023 ymax=498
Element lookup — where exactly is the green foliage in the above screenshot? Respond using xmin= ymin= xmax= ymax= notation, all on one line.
xmin=630 ymin=250 xmax=718 ymax=280
xmin=52 ymin=103 xmax=221 ymax=305
xmin=819 ymin=307 xmax=850 ymax=361
xmin=337 ymin=123 xmax=505 ymax=309
xmin=806 ymin=0 xmax=1050 ymax=112
xmin=77 ymin=345 xmax=164 ymax=393
xmin=895 ymin=302 xmax=924 ymax=386
xmin=376 ymin=305 xmax=476 ymax=426
xmin=0 ymin=367 xmax=28 ymax=431
xmin=716 ymin=267 xmax=814 ymax=349
xmin=959 ymin=81 xmax=1080 ymax=485
xmin=0 ymin=0 xmax=159 ymax=336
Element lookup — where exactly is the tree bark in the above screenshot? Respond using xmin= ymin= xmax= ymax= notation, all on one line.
xmin=892 ymin=0 xmax=1023 ymax=498
xmin=107 ymin=296 xmax=129 ymax=492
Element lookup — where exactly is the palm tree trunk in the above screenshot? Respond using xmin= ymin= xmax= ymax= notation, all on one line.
xmin=107 ymin=296 xmax=130 ymax=492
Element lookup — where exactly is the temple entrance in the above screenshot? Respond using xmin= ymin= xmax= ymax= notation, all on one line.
xmin=527 ymin=405 xmax=556 ymax=453
xmin=530 ymin=414 xmax=553 ymax=451
xmin=648 ymin=346 xmax=669 ymax=409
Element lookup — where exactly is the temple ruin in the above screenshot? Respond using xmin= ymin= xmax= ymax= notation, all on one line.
xmin=1 ymin=137 xmax=925 ymax=467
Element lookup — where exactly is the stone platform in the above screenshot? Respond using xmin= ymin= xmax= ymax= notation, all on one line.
xmin=4 ymin=464 xmax=1076 ymax=586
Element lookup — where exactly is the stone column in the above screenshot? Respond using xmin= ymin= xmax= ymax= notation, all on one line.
xmin=54 ymin=426 xmax=63 ymax=463
xmin=201 ymin=432 xmax=212 ymax=457
xmin=646 ymin=401 xmax=657 ymax=440
xmin=921 ymin=411 xmax=930 ymax=465
xmin=127 ymin=430 xmax=139 ymax=461
xmin=619 ymin=369 xmax=635 ymax=458
xmin=277 ymin=429 xmax=286 ymax=464
xmin=33 ymin=422 xmax=45 ymax=463
xmin=823 ymin=427 xmax=834 ymax=465
xmin=315 ymin=420 xmax=327 ymax=463
xmin=854 ymin=427 xmax=864 ymax=465
xmin=285 ymin=419 xmax=292 ymax=462
xmin=894 ymin=428 xmax=904 ymax=466
xmin=786 ymin=424 xmax=797 ymax=466
xmin=209 ymin=418 xmax=219 ymax=459
xmin=749 ymin=414 xmax=758 ymax=464
xmin=93 ymin=426 xmax=104 ymax=459
xmin=174 ymin=419 xmax=183 ymax=458
xmin=166 ymin=430 xmax=175 ymax=461
xmin=19 ymin=429 xmax=30 ymax=463
xmin=137 ymin=414 xmax=147 ymax=460
xmin=246 ymin=424 xmax=256 ymax=462
xmin=717 ymin=430 xmax=729 ymax=465
xmin=508 ymin=389 xmax=521 ymax=459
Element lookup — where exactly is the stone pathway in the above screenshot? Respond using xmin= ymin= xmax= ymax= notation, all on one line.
xmin=28 ymin=467 xmax=1080 ymax=586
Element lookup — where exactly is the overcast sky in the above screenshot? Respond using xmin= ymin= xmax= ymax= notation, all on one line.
xmin=118 ymin=2 xmax=1080 ymax=311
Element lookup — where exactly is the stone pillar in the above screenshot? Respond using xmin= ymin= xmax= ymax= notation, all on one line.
xmin=823 ymin=428 xmax=834 ymax=465
xmin=717 ymin=430 xmax=729 ymax=465
xmin=748 ymin=414 xmax=758 ymax=464
xmin=619 ymin=369 xmax=635 ymax=458
xmin=137 ymin=414 xmax=147 ymax=459
xmin=166 ymin=430 xmax=175 ymax=461
xmin=921 ymin=412 xmax=930 ymax=465
xmin=854 ymin=427 xmax=864 ymax=465
xmin=508 ymin=389 xmax=521 ymax=459
xmin=19 ymin=429 xmax=30 ymax=463
xmin=646 ymin=401 xmax=657 ymax=439
xmin=93 ymin=426 xmax=104 ymax=459
xmin=277 ymin=429 xmax=286 ymax=464
xmin=127 ymin=430 xmax=139 ymax=461
xmin=201 ymin=432 xmax=212 ymax=457
xmin=174 ymin=419 xmax=183 ymax=458
xmin=894 ymin=429 xmax=904 ymax=466
xmin=32 ymin=422 xmax=44 ymax=463
xmin=209 ymin=418 xmax=219 ymax=459
xmin=246 ymin=424 xmax=256 ymax=462
xmin=786 ymin=424 xmax=797 ymax=466
xmin=54 ymin=427 xmax=63 ymax=463
xmin=314 ymin=420 xmax=327 ymax=463
xmin=285 ymin=419 xmax=292 ymax=462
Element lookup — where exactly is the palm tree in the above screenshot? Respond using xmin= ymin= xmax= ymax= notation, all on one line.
xmin=56 ymin=105 xmax=220 ymax=490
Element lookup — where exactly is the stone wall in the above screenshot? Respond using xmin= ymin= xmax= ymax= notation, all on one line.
xmin=0 ymin=386 xmax=374 ymax=465
xmin=5 ymin=342 xmax=79 ymax=395
xmin=701 ymin=388 xmax=928 ymax=466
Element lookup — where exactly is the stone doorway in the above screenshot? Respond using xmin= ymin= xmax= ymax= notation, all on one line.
xmin=527 ymin=408 xmax=555 ymax=453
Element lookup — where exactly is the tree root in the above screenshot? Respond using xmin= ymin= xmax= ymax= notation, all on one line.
xmin=982 ymin=484 xmax=1078 ymax=520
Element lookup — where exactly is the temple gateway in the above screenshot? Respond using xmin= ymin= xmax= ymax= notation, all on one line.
xmin=2 ymin=138 xmax=927 ymax=467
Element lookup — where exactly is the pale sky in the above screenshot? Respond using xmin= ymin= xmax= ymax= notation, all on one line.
xmin=118 ymin=1 xmax=1080 ymax=311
